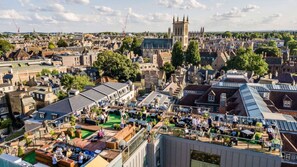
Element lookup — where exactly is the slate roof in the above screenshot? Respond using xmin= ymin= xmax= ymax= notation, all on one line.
xmin=179 ymin=94 xmax=201 ymax=106
xmin=195 ymin=87 xmax=238 ymax=104
xmin=103 ymin=82 xmax=128 ymax=91
xmin=278 ymin=73 xmax=295 ymax=84
xmin=92 ymin=85 xmax=116 ymax=96
xmin=269 ymin=91 xmax=297 ymax=111
xmin=265 ymin=57 xmax=282 ymax=65
xmin=141 ymin=38 xmax=172 ymax=49
xmin=184 ymin=85 xmax=211 ymax=91
xmin=80 ymin=89 xmax=106 ymax=102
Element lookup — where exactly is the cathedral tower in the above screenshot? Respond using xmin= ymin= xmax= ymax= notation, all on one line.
xmin=172 ymin=15 xmax=189 ymax=48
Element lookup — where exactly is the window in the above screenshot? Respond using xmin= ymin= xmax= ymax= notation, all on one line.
xmin=208 ymin=94 xmax=215 ymax=102
xmin=51 ymin=113 xmax=58 ymax=120
xmin=39 ymin=112 xmax=45 ymax=118
xmin=284 ymin=100 xmax=292 ymax=108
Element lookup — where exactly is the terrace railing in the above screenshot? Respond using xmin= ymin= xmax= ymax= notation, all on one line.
xmin=156 ymin=127 xmax=282 ymax=157
xmin=282 ymin=151 xmax=297 ymax=164
xmin=122 ymin=128 xmax=147 ymax=163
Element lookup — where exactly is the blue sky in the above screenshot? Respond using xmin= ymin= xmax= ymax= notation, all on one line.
xmin=0 ymin=0 xmax=296 ymax=33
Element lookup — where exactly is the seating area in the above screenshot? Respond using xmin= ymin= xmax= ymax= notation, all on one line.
xmin=158 ymin=111 xmax=282 ymax=156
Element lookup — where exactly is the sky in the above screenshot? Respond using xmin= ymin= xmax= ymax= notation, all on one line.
xmin=0 ymin=0 xmax=297 ymax=33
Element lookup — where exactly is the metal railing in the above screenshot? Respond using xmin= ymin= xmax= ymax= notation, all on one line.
xmin=122 ymin=128 xmax=147 ymax=163
xmin=282 ymin=151 xmax=297 ymax=163
xmin=156 ymin=126 xmax=282 ymax=156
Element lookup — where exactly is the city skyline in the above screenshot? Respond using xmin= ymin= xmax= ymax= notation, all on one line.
xmin=0 ymin=0 xmax=297 ymax=33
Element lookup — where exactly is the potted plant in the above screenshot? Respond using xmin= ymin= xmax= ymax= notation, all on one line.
xmin=67 ymin=127 xmax=75 ymax=138
xmin=75 ymin=129 xmax=82 ymax=138
xmin=70 ymin=115 xmax=77 ymax=126
xmin=24 ymin=133 xmax=32 ymax=146
xmin=113 ymin=124 xmax=121 ymax=130
xmin=18 ymin=146 xmax=24 ymax=157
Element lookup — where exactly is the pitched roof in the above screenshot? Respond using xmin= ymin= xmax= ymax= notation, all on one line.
xmin=92 ymin=85 xmax=116 ymax=96
xmin=11 ymin=49 xmax=30 ymax=60
xmin=80 ymin=89 xmax=106 ymax=102
xmin=179 ymin=94 xmax=201 ymax=106
xmin=269 ymin=91 xmax=297 ymax=110
xmin=184 ymin=85 xmax=211 ymax=91
xmin=265 ymin=57 xmax=282 ymax=65
xmin=278 ymin=73 xmax=295 ymax=84
xmin=141 ymin=38 xmax=173 ymax=49
xmin=103 ymin=82 xmax=128 ymax=90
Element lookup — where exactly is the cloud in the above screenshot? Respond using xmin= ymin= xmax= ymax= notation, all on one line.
xmin=213 ymin=4 xmax=259 ymax=20
xmin=65 ymin=0 xmax=89 ymax=5
xmin=19 ymin=0 xmax=30 ymax=6
xmin=127 ymin=8 xmax=171 ymax=24
xmin=0 ymin=9 xmax=31 ymax=20
xmin=94 ymin=6 xmax=121 ymax=16
xmin=262 ymin=13 xmax=282 ymax=23
xmin=242 ymin=4 xmax=259 ymax=12
xmin=58 ymin=12 xmax=81 ymax=21
xmin=34 ymin=13 xmax=58 ymax=24
xmin=29 ymin=3 xmax=65 ymax=12
xmin=158 ymin=0 xmax=206 ymax=9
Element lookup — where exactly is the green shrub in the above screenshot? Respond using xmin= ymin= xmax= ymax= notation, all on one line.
xmin=256 ymin=122 xmax=263 ymax=127
xmin=255 ymin=132 xmax=262 ymax=140
xmin=18 ymin=146 xmax=24 ymax=157
xmin=113 ymin=124 xmax=121 ymax=130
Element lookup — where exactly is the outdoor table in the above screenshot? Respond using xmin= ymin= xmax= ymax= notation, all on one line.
xmin=218 ymin=127 xmax=230 ymax=133
xmin=241 ymin=129 xmax=254 ymax=139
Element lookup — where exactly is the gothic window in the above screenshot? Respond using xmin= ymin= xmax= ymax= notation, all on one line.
xmin=208 ymin=90 xmax=215 ymax=102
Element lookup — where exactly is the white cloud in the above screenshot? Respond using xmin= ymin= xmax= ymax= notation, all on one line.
xmin=94 ymin=6 xmax=121 ymax=16
xmin=242 ymin=4 xmax=259 ymax=12
xmin=65 ymin=0 xmax=89 ymax=5
xmin=19 ymin=0 xmax=30 ymax=6
xmin=158 ymin=0 xmax=206 ymax=9
xmin=127 ymin=8 xmax=171 ymax=24
xmin=58 ymin=12 xmax=81 ymax=21
xmin=213 ymin=4 xmax=259 ymax=20
xmin=262 ymin=13 xmax=282 ymax=23
xmin=0 ymin=9 xmax=31 ymax=20
xmin=48 ymin=3 xmax=65 ymax=12
xmin=34 ymin=13 xmax=58 ymax=24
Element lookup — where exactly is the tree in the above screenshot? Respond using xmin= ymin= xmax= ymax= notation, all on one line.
xmin=222 ymin=31 xmax=232 ymax=38
xmin=160 ymin=62 xmax=175 ymax=80
xmin=0 ymin=40 xmax=13 ymax=55
xmin=51 ymin=69 xmax=59 ymax=75
xmin=227 ymin=49 xmax=268 ymax=76
xmin=61 ymin=74 xmax=94 ymax=91
xmin=255 ymin=46 xmax=280 ymax=57
xmin=185 ymin=41 xmax=200 ymax=65
xmin=171 ymin=42 xmax=184 ymax=68
xmin=48 ymin=42 xmax=56 ymax=49
xmin=201 ymin=65 xmax=213 ymax=70
xmin=57 ymin=39 xmax=68 ymax=47
xmin=57 ymin=91 xmax=67 ymax=100
xmin=41 ymin=69 xmax=51 ymax=76
xmin=93 ymin=51 xmax=140 ymax=81
xmin=288 ymin=40 xmax=297 ymax=52
xmin=131 ymin=37 xmax=143 ymax=56
xmin=268 ymin=40 xmax=277 ymax=47
xmin=119 ymin=37 xmax=133 ymax=54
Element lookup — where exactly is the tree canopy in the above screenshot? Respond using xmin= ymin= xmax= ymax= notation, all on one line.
xmin=185 ymin=41 xmax=200 ymax=65
xmin=222 ymin=31 xmax=232 ymax=38
xmin=0 ymin=40 xmax=13 ymax=55
xmin=288 ymin=40 xmax=297 ymax=52
xmin=61 ymin=74 xmax=94 ymax=91
xmin=93 ymin=51 xmax=140 ymax=81
xmin=171 ymin=41 xmax=184 ymax=68
xmin=51 ymin=69 xmax=59 ymax=75
xmin=254 ymin=46 xmax=280 ymax=57
xmin=160 ymin=62 xmax=175 ymax=80
xmin=227 ymin=48 xmax=268 ymax=76
xmin=57 ymin=39 xmax=68 ymax=47
xmin=119 ymin=37 xmax=133 ymax=54
xmin=131 ymin=37 xmax=143 ymax=56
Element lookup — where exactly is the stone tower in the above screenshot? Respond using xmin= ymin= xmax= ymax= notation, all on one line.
xmin=173 ymin=15 xmax=189 ymax=49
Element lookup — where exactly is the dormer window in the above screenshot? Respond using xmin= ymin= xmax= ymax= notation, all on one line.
xmin=39 ymin=112 xmax=45 ymax=119
xmin=51 ymin=113 xmax=58 ymax=120
xmin=208 ymin=90 xmax=216 ymax=102
xmin=283 ymin=95 xmax=292 ymax=108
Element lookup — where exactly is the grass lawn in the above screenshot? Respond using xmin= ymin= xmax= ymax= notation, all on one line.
xmin=169 ymin=123 xmax=176 ymax=127
xmin=23 ymin=151 xmax=36 ymax=164
xmin=81 ymin=129 xmax=95 ymax=139
xmin=101 ymin=114 xmax=121 ymax=128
